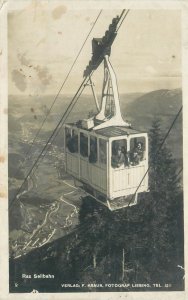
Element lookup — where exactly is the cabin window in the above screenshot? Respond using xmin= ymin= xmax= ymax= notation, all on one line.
xmin=129 ymin=137 xmax=146 ymax=165
xmin=65 ymin=127 xmax=71 ymax=150
xmin=66 ymin=128 xmax=78 ymax=153
xmin=80 ymin=132 xmax=88 ymax=157
xmin=99 ymin=139 xmax=107 ymax=164
xmin=89 ymin=136 xmax=97 ymax=163
xmin=111 ymin=139 xmax=128 ymax=168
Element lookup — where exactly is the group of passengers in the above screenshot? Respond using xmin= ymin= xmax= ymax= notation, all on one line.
xmin=111 ymin=141 xmax=145 ymax=168
xmin=66 ymin=130 xmax=145 ymax=168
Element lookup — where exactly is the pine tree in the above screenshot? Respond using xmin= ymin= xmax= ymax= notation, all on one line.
xmin=149 ymin=119 xmax=179 ymax=198
xmin=148 ymin=118 xmax=183 ymax=282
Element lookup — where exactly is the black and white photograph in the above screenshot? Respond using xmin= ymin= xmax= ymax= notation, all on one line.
xmin=0 ymin=0 xmax=187 ymax=298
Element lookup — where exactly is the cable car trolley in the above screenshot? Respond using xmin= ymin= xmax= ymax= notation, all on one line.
xmin=64 ymin=12 xmax=148 ymax=210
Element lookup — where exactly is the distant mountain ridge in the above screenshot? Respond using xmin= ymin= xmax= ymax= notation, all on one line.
xmin=124 ymin=88 xmax=182 ymax=117
xmin=9 ymin=88 xmax=182 ymax=160
xmin=9 ymin=88 xmax=182 ymax=116
xmin=120 ymin=88 xmax=182 ymax=131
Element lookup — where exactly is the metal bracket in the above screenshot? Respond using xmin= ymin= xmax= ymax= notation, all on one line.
xmin=93 ymin=55 xmax=131 ymax=130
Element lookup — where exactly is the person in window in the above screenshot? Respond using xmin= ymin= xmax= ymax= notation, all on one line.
xmin=80 ymin=134 xmax=88 ymax=157
xmin=67 ymin=131 xmax=78 ymax=153
xmin=130 ymin=142 xmax=144 ymax=165
xmin=111 ymin=145 xmax=125 ymax=168
xmin=89 ymin=139 xmax=97 ymax=163
xmin=121 ymin=146 xmax=130 ymax=167
xmin=99 ymin=140 xmax=107 ymax=164
xmin=66 ymin=131 xmax=71 ymax=148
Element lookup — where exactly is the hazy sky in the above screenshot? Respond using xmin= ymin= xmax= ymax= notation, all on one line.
xmin=8 ymin=4 xmax=181 ymax=96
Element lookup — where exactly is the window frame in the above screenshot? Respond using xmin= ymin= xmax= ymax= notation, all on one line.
xmin=80 ymin=131 xmax=89 ymax=159
xmin=89 ymin=135 xmax=98 ymax=164
xmin=65 ymin=126 xmax=79 ymax=154
xmin=99 ymin=138 xmax=107 ymax=165
xmin=111 ymin=138 xmax=128 ymax=168
xmin=129 ymin=136 xmax=146 ymax=165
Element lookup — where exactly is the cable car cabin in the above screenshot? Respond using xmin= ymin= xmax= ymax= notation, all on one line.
xmin=63 ymin=20 xmax=150 ymax=210
xmin=64 ymin=124 xmax=148 ymax=210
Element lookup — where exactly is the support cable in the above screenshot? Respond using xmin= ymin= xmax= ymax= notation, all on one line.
xmin=40 ymin=72 xmax=93 ymax=159
xmin=13 ymin=10 xmax=103 ymax=179
xmin=128 ymin=106 xmax=183 ymax=207
xmin=9 ymin=75 xmax=91 ymax=209
xmin=117 ymin=9 xmax=130 ymax=32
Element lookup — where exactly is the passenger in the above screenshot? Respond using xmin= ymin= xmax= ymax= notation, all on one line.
xmin=130 ymin=142 xmax=144 ymax=165
xmin=67 ymin=131 xmax=78 ymax=153
xmin=121 ymin=146 xmax=130 ymax=167
xmin=111 ymin=146 xmax=125 ymax=168
xmin=80 ymin=134 xmax=88 ymax=157
xmin=99 ymin=140 xmax=107 ymax=164
xmin=66 ymin=131 xmax=71 ymax=148
xmin=112 ymin=141 xmax=117 ymax=156
xmin=89 ymin=140 xmax=97 ymax=163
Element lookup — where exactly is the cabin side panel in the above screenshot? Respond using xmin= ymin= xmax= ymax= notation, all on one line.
xmin=80 ymin=158 xmax=89 ymax=182
xmin=111 ymin=164 xmax=148 ymax=198
xmin=89 ymin=164 xmax=107 ymax=192
xmin=66 ymin=153 xmax=79 ymax=177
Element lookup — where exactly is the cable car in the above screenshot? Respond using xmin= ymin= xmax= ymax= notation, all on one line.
xmin=64 ymin=15 xmax=148 ymax=210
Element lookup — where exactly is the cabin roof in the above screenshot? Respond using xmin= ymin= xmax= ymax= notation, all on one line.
xmin=95 ymin=126 xmax=143 ymax=137
xmin=66 ymin=122 xmax=146 ymax=138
